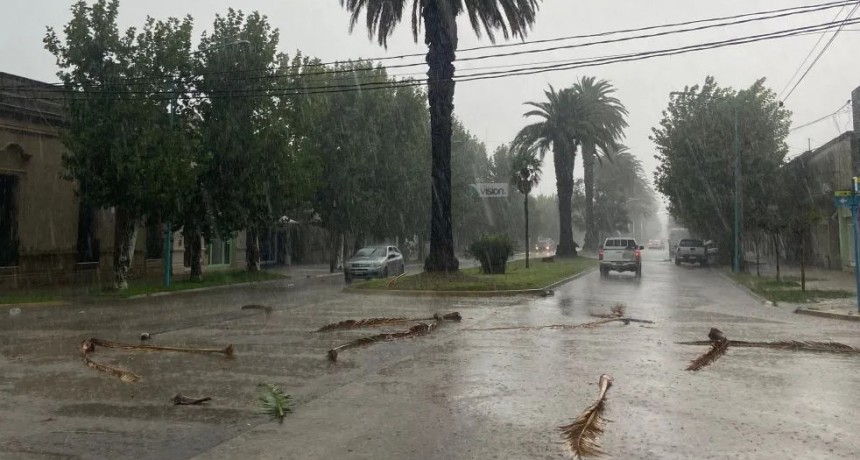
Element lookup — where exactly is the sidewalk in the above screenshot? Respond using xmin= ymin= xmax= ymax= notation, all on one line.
xmin=745 ymin=260 xmax=860 ymax=321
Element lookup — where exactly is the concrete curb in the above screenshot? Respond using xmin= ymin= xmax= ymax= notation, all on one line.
xmin=344 ymin=265 xmax=598 ymax=298
xmin=716 ymin=270 xmax=770 ymax=305
xmin=794 ymin=308 xmax=860 ymax=322
xmin=1 ymin=300 xmax=68 ymax=309
xmin=125 ymin=276 xmax=301 ymax=300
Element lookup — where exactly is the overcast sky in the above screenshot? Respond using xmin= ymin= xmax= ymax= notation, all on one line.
xmin=3 ymin=0 xmax=859 ymax=200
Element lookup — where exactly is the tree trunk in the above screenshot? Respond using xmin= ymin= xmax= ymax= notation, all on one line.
xmin=524 ymin=193 xmax=530 ymax=268
xmin=582 ymin=143 xmax=598 ymax=251
xmin=754 ymin=232 xmax=760 ymax=277
xmin=800 ymin=230 xmax=806 ymax=292
xmin=554 ymin=142 xmax=578 ymax=257
xmin=422 ymin=2 xmax=459 ymax=273
xmin=112 ymin=207 xmax=137 ymax=290
xmin=246 ymin=227 xmax=261 ymax=273
xmin=185 ymin=225 xmax=203 ymax=282
xmin=773 ymin=232 xmax=780 ymax=282
xmin=329 ymin=230 xmax=342 ymax=273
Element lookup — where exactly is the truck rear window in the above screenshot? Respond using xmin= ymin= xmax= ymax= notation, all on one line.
xmin=679 ymin=239 xmax=703 ymax=246
xmin=605 ymin=239 xmax=636 ymax=248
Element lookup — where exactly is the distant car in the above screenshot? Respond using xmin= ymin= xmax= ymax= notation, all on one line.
xmin=344 ymin=245 xmax=405 ymax=283
xmin=535 ymin=237 xmax=555 ymax=253
xmin=647 ymin=239 xmax=664 ymax=250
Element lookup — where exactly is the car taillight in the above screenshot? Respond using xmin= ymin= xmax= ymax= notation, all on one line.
xmin=634 ymin=248 xmax=641 ymax=259
xmin=598 ymin=248 xmax=604 ymax=260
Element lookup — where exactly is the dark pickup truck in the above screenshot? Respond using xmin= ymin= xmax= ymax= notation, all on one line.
xmin=674 ymin=239 xmax=708 ymax=266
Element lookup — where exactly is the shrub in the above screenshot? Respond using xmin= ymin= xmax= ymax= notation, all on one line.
xmin=467 ymin=234 xmax=516 ymax=274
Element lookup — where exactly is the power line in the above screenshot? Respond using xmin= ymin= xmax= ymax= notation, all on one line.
xmin=4 ymin=0 xmax=855 ymax=91
xmin=781 ymin=2 xmax=860 ymax=101
xmin=6 ymin=15 xmax=860 ymax=101
xmin=777 ymin=3 xmax=848 ymax=100
xmin=788 ymin=101 xmax=851 ymax=131
xmin=316 ymin=0 xmax=858 ymax=65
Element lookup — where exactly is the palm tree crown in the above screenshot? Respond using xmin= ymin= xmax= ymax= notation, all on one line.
xmin=340 ymin=0 xmax=540 ymax=46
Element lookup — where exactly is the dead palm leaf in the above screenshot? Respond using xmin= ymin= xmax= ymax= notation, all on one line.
xmin=316 ymin=312 xmax=461 ymax=332
xmin=172 ymin=394 xmax=212 ymax=405
xmin=89 ymin=338 xmax=234 ymax=357
xmin=327 ymin=322 xmax=437 ymax=361
xmin=258 ymin=383 xmax=291 ymax=423
xmin=589 ymin=304 xmax=626 ymax=319
xmin=467 ymin=317 xmax=653 ymax=332
xmin=685 ymin=327 xmax=729 ymax=371
xmin=559 ymin=374 xmax=613 ymax=458
xmin=80 ymin=339 xmax=141 ymax=383
xmin=678 ymin=340 xmax=860 ymax=354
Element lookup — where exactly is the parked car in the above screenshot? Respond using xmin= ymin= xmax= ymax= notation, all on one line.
xmin=647 ymin=239 xmax=664 ymax=250
xmin=598 ymin=237 xmax=643 ymax=278
xmin=535 ymin=237 xmax=555 ymax=253
xmin=674 ymin=239 xmax=708 ymax=266
xmin=344 ymin=245 xmax=405 ymax=283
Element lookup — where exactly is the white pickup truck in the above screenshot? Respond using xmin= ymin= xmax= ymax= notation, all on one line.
xmin=674 ymin=238 xmax=708 ymax=266
xmin=599 ymin=237 xmax=643 ymax=278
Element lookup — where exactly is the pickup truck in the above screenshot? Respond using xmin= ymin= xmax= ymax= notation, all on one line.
xmin=599 ymin=237 xmax=642 ymax=278
xmin=674 ymin=239 xmax=708 ymax=266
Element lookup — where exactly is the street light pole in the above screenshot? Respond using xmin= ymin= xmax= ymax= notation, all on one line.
xmin=733 ymin=106 xmax=741 ymax=274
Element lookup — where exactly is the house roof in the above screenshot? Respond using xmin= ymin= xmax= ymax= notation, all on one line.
xmin=0 ymin=72 xmax=66 ymax=126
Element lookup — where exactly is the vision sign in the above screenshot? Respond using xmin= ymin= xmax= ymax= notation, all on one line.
xmin=471 ymin=183 xmax=509 ymax=198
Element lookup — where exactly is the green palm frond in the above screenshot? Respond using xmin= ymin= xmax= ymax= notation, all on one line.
xmin=258 ymin=383 xmax=292 ymax=423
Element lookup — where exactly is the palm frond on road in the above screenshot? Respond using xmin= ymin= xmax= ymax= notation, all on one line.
xmin=559 ymin=374 xmax=613 ymax=458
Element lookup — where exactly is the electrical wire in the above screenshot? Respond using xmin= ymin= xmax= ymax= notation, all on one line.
xmin=781 ymin=2 xmax=860 ymax=101
xmin=788 ymin=101 xmax=851 ymax=131
xmin=3 ymin=0 xmax=855 ymax=91
xmin=5 ymin=15 xmax=859 ymax=101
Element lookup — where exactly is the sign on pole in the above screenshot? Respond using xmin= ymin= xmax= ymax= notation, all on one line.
xmin=471 ymin=183 xmax=509 ymax=198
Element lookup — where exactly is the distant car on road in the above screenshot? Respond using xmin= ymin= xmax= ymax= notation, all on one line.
xmin=647 ymin=239 xmax=664 ymax=250
xmin=344 ymin=245 xmax=405 ymax=283
xmin=599 ymin=237 xmax=643 ymax=278
xmin=535 ymin=237 xmax=555 ymax=253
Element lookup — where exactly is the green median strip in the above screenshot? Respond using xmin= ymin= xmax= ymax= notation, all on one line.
xmin=118 ymin=270 xmax=286 ymax=298
xmin=354 ymin=258 xmax=598 ymax=293
xmin=729 ymin=272 xmax=853 ymax=304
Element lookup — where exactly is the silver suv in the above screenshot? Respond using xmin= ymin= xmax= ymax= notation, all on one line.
xmin=344 ymin=245 xmax=405 ymax=283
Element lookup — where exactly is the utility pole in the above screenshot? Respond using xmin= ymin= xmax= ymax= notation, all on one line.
xmin=733 ymin=106 xmax=741 ymax=274
xmin=164 ymin=79 xmax=175 ymax=288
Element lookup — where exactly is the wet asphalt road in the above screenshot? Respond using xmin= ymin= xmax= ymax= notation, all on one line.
xmin=2 ymin=249 xmax=859 ymax=459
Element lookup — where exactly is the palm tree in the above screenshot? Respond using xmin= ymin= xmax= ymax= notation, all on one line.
xmin=513 ymin=85 xmax=596 ymax=257
xmin=338 ymin=0 xmax=541 ymax=272
xmin=571 ymin=77 xmax=628 ymax=251
xmin=510 ymin=148 xmax=542 ymax=268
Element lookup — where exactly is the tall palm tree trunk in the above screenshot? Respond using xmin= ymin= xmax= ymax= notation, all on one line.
xmin=524 ymin=192 xmax=530 ymax=268
xmin=423 ymin=2 xmax=459 ymax=273
xmin=554 ymin=142 xmax=577 ymax=257
xmin=583 ymin=143 xmax=598 ymax=251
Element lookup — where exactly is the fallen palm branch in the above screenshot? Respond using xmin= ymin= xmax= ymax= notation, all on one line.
xmin=589 ymin=303 xmax=626 ymax=319
xmin=559 ymin=374 xmax=613 ymax=459
xmin=258 ymin=383 xmax=291 ymax=423
xmin=172 ymin=394 xmax=212 ymax=405
xmin=327 ymin=322 xmax=437 ymax=361
xmin=241 ymin=304 xmax=273 ymax=315
xmin=80 ymin=339 xmax=141 ymax=383
xmin=386 ymin=272 xmax=408 ymax=288
xmin=89 ymin=338 xmax=235 ymax=357
xmin=466 ymin=317 xmax=653 ymax=332
xmin=315 ymin=311 xmax=461 ymax=332
xmin=686 ymin=328 xmax=729 ymax=371
xmin=678 ymin=339 xmax=860 ymax=354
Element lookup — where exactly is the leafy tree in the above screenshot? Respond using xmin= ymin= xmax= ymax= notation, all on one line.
xmin=571 ymin=77 xmax=628 ymax=250
xmin=509 ymin=148 xmax=542 ymax=267
xmin=196 ymin=9 xmax=303 ymax=272
xmin=653 ymin=76 xmax=790 ymax=264
xmin=339 ymin=0 xmax=541 ymax=273
xmin=45 ymin=0 xmax=197 ymax=289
